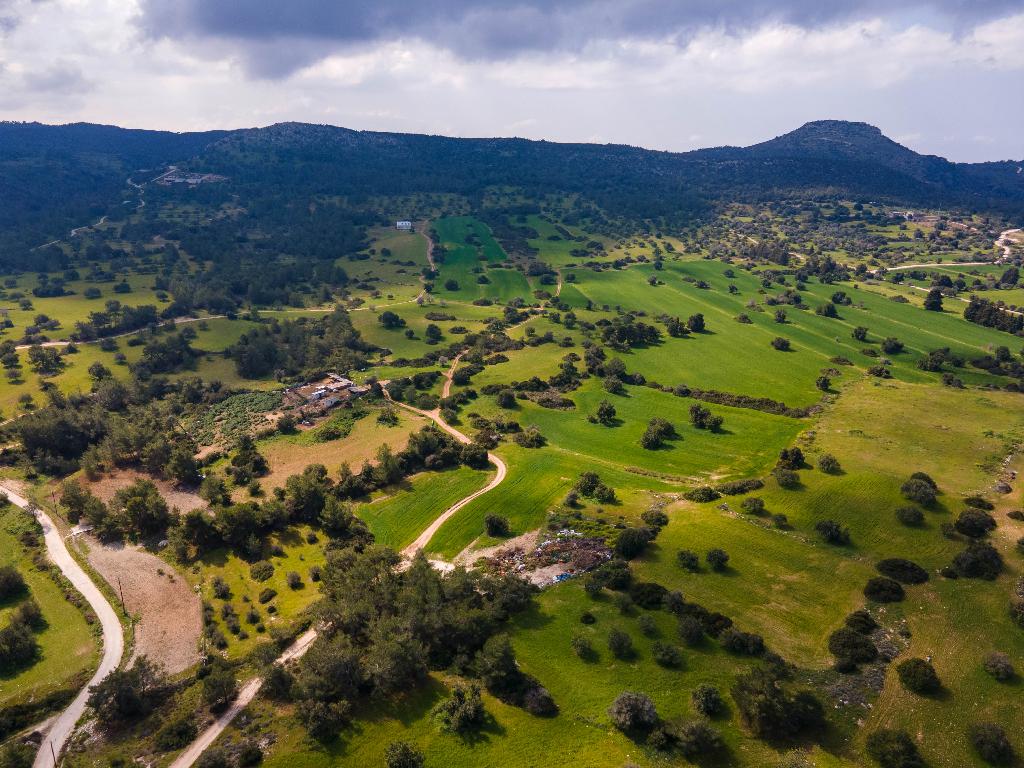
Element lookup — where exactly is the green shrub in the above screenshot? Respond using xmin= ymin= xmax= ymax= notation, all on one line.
xmin=895 ymin=658 xmax=941 ymax=695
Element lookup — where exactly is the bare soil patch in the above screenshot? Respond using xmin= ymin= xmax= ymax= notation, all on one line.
xmin=82 ymin=539 xmax=202 ymax=675
xmin=86 ymin=469 xmax=206 ymax=512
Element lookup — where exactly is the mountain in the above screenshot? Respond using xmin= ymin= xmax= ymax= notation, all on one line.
xmin=2 ymin=119 xmax=1022 ymax=271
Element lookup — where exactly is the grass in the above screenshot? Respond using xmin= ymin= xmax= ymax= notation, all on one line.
xmin=0 ymin=502 xmax=98 ymax=708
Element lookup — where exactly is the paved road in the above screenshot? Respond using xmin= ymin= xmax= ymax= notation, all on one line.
xmin=0 ymin=484 xmax=125 ymax=768
xmin=168 ymin=628 xmax=318 ymax=768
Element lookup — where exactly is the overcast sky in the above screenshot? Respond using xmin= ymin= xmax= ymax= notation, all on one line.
xmin=1 ymin=0 xmax=1022 ymax=162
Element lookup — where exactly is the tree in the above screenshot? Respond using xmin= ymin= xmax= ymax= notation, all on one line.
xmin=202 ymin=663 xmax=239 ymax=711
xmin=771 ymin=337 xmax=791 ymax=351
xmin=687 ymin=313 xmax=705 ymax=332
xmin=692 ymin=683 xmax=724 ymax=716
xmin=432 ymin=684 xmax=485 ymax=734
xmin=607 ymin=691 xmax=658 ymax=733
xmin=895 ymin=658 xmax=941 ymax=695
xmin=923 ymin=288 xmax=944 ymax=311
xmin=817 ymin=453 xmax=840 ymax=473
xmin=111 ymin=479 xmax=170 ymax=538
xmin=87 ymin=656 xmax=163 ymax=726
xmin=952 ymin=542 xmax=1003 ymax=579
xmin=866 ymin=729 xmax=924 ymax=768
xmin=983 ymin=652 xmax=1015 ymax=682
xmin=731 ymin=667 xmax=823 ymax=739
xmin=379 ymin=311 xmax=406 ymax=329
xmin=969 ymin=722 xmax=1014 ymax=765
xmin=955 ymin=508 xmax=996 ymax=538
xmin=0 ymin=566 xmax=27 ymax=600
xmin=677 ymin=549 xmax=700 ymax=571
xmin=815 ymin=520 xmax=850 ymax=545
xmin=608 ymin=629 xmax=634 ymax=659
xmin=166 ymin=442 xmax=201 ymax=486
xmin=864 ymin=576 xmax=904 ymax=603
xmin=815 ymin=376 xmax=831 ymax=392
xmin=706 ymin=549 xmax=729 ymax=571
xmin=385 ymin=742 xmax=425 ymax=768
xmin=591 ymin=399 xmax=616 ymax=426
xmin=485 ymin=514 xmax=511 ymax=537
xmin=852 ymin=326 xmax=869 ymax=342
xmin=900 ymin=478 xmax=936 ymax=506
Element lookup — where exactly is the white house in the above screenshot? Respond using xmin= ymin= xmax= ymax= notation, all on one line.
xmin=396 ymin=220 xmax=413 ymax=231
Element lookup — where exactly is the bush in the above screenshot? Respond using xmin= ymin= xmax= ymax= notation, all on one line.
xmin=815 ymin=520 xmax=850 ymax=545
xmin=432 ymin=684 xmax=486 ymax=734
xmin=250 ymin=561 xmax=274 ymax=582
xmin=955 ymin=508 xmax=996 ymax=538
xmin=828 ymin=627 xmax=878 ymax=667
xmin=895 ymin=658 xmax=941 ymax=695
xmin=684 ymin=486 xmax=720 ymax=503
xmin=983 ymin=652 xmax=1015 ymax=682
xmin=866 ymin=729 xmax=924 ymax=768
xmin=817 ymin=454 xmax=841 ymax=473
xmin=952 ymin=542 xmax=1003 ymax=579
xmin=258 ymin=588 xmax=277 ymax=604
xmin=876 ymin=558 xmax=929 ymax=584
xmin=740 ymin=497 xmax=765 ymax=515
xmin=607 ymin=691 xmax=658 ymax=733
xmin=676 ymin=719 xmax=723 ymax=758
xmin=629 ymin=582 xmax=668 ymax=609
xmin=651 ymin=641 xmax=682 ymax=668
xmin=676 ymin=549 xmax=700 ymax=571
xmin=895 ymin=506 xmax=924 ymax=526
xmin=236 ymin=742 xmax=263 ymax=767
xmin=484 ymin=514 xmax=511 ymax=537
xmin=608 ymin=629 xmax=634 ymax=659
xmin=771 ymin=337 xmax=791 ymax=351
xmin=706 ymin=549 xmax=729 ymax=571
xmin=385 ymin=741 xmax=425 ymax=768
xmin=155 ymin=715 xmax=197 ymax=751
xmin=720 ymin=628 xmax=764 ymax=656
xmin=864 ymin=577 xmax=904 ymax=603
xmin=844 ymin=609 xmax=878 ymax=635
xmin=286 ymin=571 xmax=302 ymax=590
xmin=773 ymin=468 xmax=799 ymax=488
xmin=615 ymin=527 xmax=653 ymax=559
xmin=901 ymin=478 xmax=936 ymax=506
xmin=677 ymin=616 xmax=705 ymax=646
xmin=0 ymin=567 xmax=27 ymax=600
xmin=691 ymin=683 xmax=724 ymax=716
xmin=571 ymin=634 xmax=594 ymax=659
xmin=731 ymin=668 xmax=823 ymax=739
xmin=969 ymin=722 xmax=1015 ymax=765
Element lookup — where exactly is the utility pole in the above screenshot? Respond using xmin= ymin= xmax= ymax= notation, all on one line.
xmin=116 ymin=577 xmax=126 ymax=614
xmin=50 ymin=740 xmax=58 ymax=767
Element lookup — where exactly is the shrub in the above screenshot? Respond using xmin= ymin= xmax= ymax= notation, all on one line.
xmin=651 ymin=641 xmax=683 ymax=668
xmin=608 ymin=629 xmax=634 ymax=659
xmin=676 ymin=549 xmax=700 ymax=571
xmin=385 ymin=741 xmax=425 ymax=768
xmin=901 ymin=478 xmax=936 ymax=506
xmin=731 ymin=668 xmax=823 ymax=739
xmin=258 ymin=588 xmax=277 ymax=604
xmin=211 ymin=576 xmax=231 ymax=600
xmin=684 ymin=486 xmax=720 ymax=503
xmin=0 ymin=566 xmax=27 ymax=600
xmin=615 ymin=527 xmax=653 ymax=559
xmin=844 ymin=609 xmax=878 ymax=635
xmin=691 ymin=683 xmax=724 ymax=716
xmin=432 ymin=684 xmax=486 ymax=734
xmin=895 ymin=506 xmax=924 ymax=526
xmin=676 ymin=719 xmax=723 ymax=758
xmin=484 ymin=514 xmax=511 ymax=537
xmin=969 ymin=722 xmax=1014 ymax=765
xmin=773 ymin=468 xmax=799 ymax=488
xmin=955 ymin=508 xmax=996 ymax=538
xmin=952 ymin=542 xmax=1003 ymax=579
xmin=286 ymin=571 xmax=302 ymax=590
xmin=828 ymin=627 xmax=877 ymax=667
xmin=895 ymin=658 xmax=941 ymax=695
xmin=720 ymin=628 xmax=764 ymax=656
xmin=607 ymin=691 xmax=658 ymax=733
xmin=250 ymin=561 xmax=274 ymax=582
xmin=571 ymin=634 xmax=594 ymax=659
xmin=706 ymin=549 xmax=729 ymax=571
xmin=983 ymin=652 xmax=1015 ymax=682
xmin=629 ymin=582 xmax=668 ymax=609
xmin=817 ymin=454 xmax=841 ymax=473
xmin=641 ymin=509 xmax=669 ymax=528
xmin=876 ymin=558 xmax=929 ymax=584
xmin=815 ymin=520 xmax=850 ymax=545
xmin=236 ymin=742 xmax=263 ymax=767
xmin=771 ymin=337 xmax=791 ymax=351
xmin=864 ymin=577 xmax=904 ymax=603
xmin=677 ymin=616 xmax=705 ymax=646
xmin=740 ymin=497 xmax=765 ymax=515
xmin=155 ymin=715 xmax=197 ymax=751
xmin=866 ymin=729 xmax=924 ymax=768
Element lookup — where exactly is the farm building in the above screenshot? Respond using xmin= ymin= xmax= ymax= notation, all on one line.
xmin=396 ymin=220 xmax=413 ymax=231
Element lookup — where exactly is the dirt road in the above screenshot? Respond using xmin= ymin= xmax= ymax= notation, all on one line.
xmin=0 ymin=484 xmax=125 ymax=768
xmin=167 ymin=628 xmax=318 ymax=768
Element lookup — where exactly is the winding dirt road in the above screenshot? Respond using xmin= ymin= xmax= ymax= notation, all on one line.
xmin=0 ymin=484 xmax=125 ymax=768
xmin=168 ymin=628 xmax=317 ymax=768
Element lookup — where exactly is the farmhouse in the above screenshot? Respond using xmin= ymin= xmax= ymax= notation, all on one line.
xmin=282 ymin=373 xmax=369 ymax=420
xmin=396 ymin=220 xmax=413 ymax=231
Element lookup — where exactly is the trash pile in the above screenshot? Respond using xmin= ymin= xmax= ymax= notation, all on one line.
xmin=482 ymin=529 xmax=612 ymax=584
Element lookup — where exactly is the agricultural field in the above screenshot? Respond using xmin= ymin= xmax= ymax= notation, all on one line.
xmin=3 ymin=159 xmax=1024 ymax=768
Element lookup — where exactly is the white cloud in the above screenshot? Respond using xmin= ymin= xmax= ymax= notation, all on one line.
xmin=0 ymin=1 xmax=1020 ymax=161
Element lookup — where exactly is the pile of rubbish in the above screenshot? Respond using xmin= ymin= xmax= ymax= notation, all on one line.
xmin=483 ymin=529 xmax=612 ymax=581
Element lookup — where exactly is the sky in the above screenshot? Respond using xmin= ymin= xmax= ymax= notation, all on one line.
xmin=0 ymin=0 xmax=1022 ymax=162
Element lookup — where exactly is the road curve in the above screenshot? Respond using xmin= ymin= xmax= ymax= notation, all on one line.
xmin=384 ymin=353 xmax=510 ymax=557
xmin=0 ymin=484 xmax=125 ymax=768
xmin=168 ymin=628 xmax=318 ymax=768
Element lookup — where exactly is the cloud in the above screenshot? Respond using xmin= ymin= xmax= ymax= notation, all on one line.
xmin=137 ymin=0 xmax=1024 ymax=76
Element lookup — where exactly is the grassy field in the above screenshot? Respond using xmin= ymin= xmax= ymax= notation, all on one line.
xmin=0 ymin=502 xmax=98 ymax=708
xmin=433 ymin=217 xmax=532 ymax=303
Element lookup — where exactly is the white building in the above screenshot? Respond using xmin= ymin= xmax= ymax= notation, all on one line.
xmin=396 ymin=220 xmax=413 ymax=231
